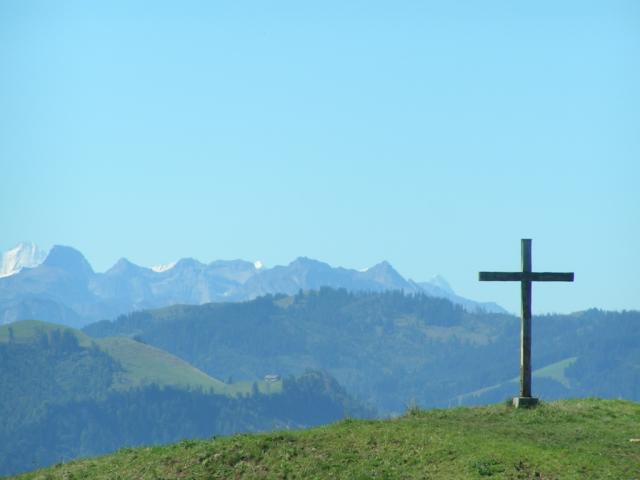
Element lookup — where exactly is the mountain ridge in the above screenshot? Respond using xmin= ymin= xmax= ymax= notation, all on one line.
xmin=0 ymin=244 xmax=505 ymax=326
xmin=83 ymin=289 xmax=640 ymax=414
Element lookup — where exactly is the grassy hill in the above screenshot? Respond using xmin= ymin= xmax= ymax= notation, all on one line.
xmin=0 ymin=320 xmax=365 ymax=476
xmin=0 ymin=320 xmax=280 ymax=395
xmin=0 ymin=319 xmax=94 ymax=345
xmin=11 ymin=399 xmax=639 ymax=479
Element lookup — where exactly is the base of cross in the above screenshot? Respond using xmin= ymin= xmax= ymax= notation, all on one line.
xmin=513 ymin=396 xmax=539 ymax=409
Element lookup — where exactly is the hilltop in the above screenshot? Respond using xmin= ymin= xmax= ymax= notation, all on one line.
xmin=13 ymin=399 xmax=640 ymax=479
xmin=0 ymin=320 xmax=229 ymax=393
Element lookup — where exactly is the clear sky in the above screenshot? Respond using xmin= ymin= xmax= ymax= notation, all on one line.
xmin=1 ymin=1 xmax=638 ymax=314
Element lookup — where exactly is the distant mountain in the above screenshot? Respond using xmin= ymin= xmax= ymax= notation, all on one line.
xmin=417 ymin=278 xmax=504 ymax=314
xmin=239 ymin=257 xmax=418 ymax=299
xmin=0 ymin=246 xmax=101 ymax=326
xmin=0 ymin=244 xmax=505 ymax=326
xmin=0 ymin=242 xmax=48 ymax=277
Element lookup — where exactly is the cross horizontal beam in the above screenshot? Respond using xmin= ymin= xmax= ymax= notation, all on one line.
xmin=479 ymin=272 xmax=574 ymax=282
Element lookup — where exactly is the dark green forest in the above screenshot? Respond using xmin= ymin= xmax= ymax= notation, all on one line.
xmin=0 ymin=330 xmax=372 ymax=476
xmin=86 ymin=288 xmax=640 ymax=412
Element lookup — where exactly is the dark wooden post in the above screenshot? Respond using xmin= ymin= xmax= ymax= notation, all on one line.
xmin=479 ymin=239 xmax=574 ymax=408
xmin=520 ymin=239 xmax=532 ymax=398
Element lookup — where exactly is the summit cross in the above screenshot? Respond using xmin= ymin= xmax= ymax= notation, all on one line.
xmin=479 ymin=239 xmax=574 ymax=408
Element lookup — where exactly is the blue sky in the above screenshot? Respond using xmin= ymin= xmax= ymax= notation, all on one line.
xmin=1 ymin=1 xmax=638 ymax=313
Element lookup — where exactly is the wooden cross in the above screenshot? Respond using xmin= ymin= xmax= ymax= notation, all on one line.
xmin=479 ymin=239 xmax=574 ymax=408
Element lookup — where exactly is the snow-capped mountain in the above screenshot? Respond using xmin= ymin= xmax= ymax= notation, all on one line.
xmin=0 ymin=245 xmax=505 ymax=326
xmin=0 ymin=242 xmax=48 ymax=278
xmin=151 ymin=261 xmax=177 ymax=273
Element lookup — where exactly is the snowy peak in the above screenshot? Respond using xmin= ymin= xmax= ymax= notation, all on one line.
xmin=0 ymin=242 xmax=48 ymax=277
xmin=150 ymin=258 xmax=205 ymax=273
xmin=151 ymin=261 xmax=177 ymax=273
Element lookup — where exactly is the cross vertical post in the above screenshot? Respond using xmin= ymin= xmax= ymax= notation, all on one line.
xmin=479 ymin=239 xmax=574 ymax=408
xmin=520 ymin=239 xmax=532 ymax=398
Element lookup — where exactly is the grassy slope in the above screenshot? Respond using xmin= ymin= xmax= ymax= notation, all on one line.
xmin=98 ymin=336 xmax=282 ymax=395
xmin=0 ymin=320 xmax=94 ymax=346
xmin=0 ymin=320 xmax=282 ymax=395
xmin=97 ymin=336 xmax=227 ymax=392
xmin=13 ymin=399 xmax=640 ymax=480
xmin=532 ymin=357 xmax=577 ymax=387
xmin=454 ymin=357 xmax=578 ymax=405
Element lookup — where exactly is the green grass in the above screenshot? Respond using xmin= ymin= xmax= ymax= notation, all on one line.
xmin=455 ymin=357 xmax=579 ymax=404
xmin=0 ymin=320 xmax=94 ymax=346
xmin=0 ymin=320 xmax=282 ymax=396
xmin=11 ymin=399 xmax=640 ymax=479
xmin=97 ymin=337 xmax=229 ymax=392
xmin=532 ymin=357 xmax=577 ymax=388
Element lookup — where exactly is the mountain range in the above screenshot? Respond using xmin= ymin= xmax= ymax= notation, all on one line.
xmin=0 ymin=243 xmax=504 ymax=326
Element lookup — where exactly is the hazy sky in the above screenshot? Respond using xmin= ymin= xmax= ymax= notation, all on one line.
xmin=2 ymin=1 xmax=638 ymax=314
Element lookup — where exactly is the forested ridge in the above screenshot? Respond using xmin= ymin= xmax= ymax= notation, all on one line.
xmin=86 ymin=288 xmax=640 ymax=412
xmin=0 ymin=325 xmax=372 ymax=476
